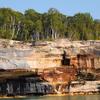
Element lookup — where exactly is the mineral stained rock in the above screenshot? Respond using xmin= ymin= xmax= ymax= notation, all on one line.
xmin=0 ymin=39 xmax=100 ymax=70
xmin=0 ymin=39 xmax=100 ymax=96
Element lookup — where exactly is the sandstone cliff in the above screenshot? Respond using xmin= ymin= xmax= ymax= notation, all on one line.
xmin=0 ymin=39 xmax=100 ymax=70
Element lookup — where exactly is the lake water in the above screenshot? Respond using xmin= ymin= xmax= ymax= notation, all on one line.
xmin=0 ymin=95 xmax=100 ymax=100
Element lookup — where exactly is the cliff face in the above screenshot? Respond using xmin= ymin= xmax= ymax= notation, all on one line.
xmin=0 ymin=39 xmax=100 ymax=70
xmin=0 ymin=39 xmax=100 ymax=96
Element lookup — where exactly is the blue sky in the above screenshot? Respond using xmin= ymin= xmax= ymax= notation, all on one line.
xmin=0 ymin=0 xmax=100 ymax=19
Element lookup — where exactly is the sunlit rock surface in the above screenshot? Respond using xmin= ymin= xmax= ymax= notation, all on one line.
xmin=0 ymin=39 xmax=100 ymax=70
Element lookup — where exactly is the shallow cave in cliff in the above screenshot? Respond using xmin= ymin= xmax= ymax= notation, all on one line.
xmin=61 ymin=58 xmax=70 ymax=66
xmin=61 ymin=51 xmax=70 ymax=66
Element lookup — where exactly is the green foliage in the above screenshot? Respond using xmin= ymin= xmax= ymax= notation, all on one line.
xmin=0 ymin=8 xmax=100 ymax=41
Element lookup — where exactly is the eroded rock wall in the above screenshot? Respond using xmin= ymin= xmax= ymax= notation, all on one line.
xmin=0 ymin=39 xmax=99 ymax=70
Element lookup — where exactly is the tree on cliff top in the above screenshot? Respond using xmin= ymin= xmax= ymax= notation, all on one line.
xmin=0 ymin=8 xmax=100 ymax=41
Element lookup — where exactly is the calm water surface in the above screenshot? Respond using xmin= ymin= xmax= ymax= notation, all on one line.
xmin=0 ymin=95 xmax=100 ymax=100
